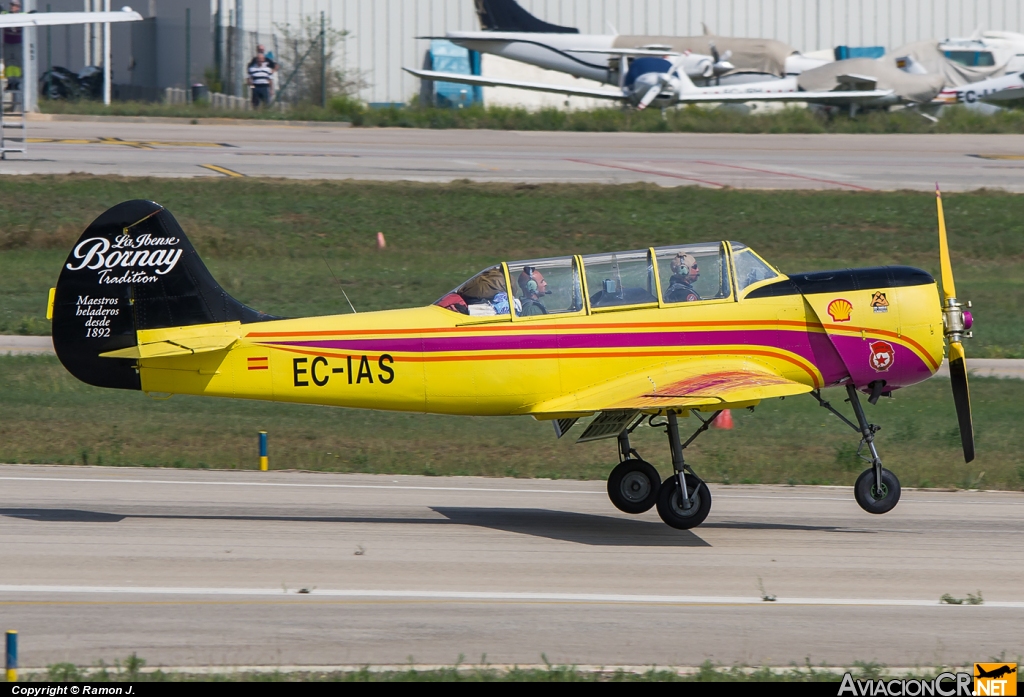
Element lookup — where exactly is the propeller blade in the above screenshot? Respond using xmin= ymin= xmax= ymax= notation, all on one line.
xmin=948 ymin=341 xmax=975 ymax=463
xmin=936 ymin=184 xmax=956 ymax=301
xmin=619 ymin=54 xmax=627 ymax=90
xmin=709 ymin=41 xmax=720 ymax=63
xmin=936 ymin=183 xmax=975 ymax=463
xmin=637 ymin=83 xmax=661 ymax=110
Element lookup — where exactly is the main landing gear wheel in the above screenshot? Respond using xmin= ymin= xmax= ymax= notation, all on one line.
xmin=854 ymin=467 xmax=901 ymax=514
xmin=607 ymin=459 xmax=661 ymax=514
xmin=656 ymin=473 xmax=712 ymax=530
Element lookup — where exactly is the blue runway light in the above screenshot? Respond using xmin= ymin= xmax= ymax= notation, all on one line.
xmin=259 ymin=430 xmax=268 ymax=471
xmin=5 ymin=630 xmax=17 ymax=682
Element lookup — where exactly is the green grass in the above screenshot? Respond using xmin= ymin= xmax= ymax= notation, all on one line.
xmin=2 ymin=354 xmax=1021 ymax=490
xmin=2 ymin=177 xmax=1022 ymax=356
xmin=27 ymin=655 xmax=995 ymax=682
xmin=39 ymin=98 xmax=1024 ymax=134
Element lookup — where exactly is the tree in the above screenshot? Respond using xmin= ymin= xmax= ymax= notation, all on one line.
xmin=274 ymin=15 xmax=367 ymax=105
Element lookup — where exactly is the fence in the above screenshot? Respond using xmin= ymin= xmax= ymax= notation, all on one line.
xmin=164 ymin=88 xmax=252 ymax=110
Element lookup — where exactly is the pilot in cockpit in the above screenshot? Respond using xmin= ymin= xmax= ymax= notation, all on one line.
xmin=517 ymin=266 xmax=550 ymax=315
xmin=665 ymin=252 xmax=701 ymax=303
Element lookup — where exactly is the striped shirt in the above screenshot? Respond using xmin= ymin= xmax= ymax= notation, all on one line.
xmin=248 ymin=59 xmax=275 ymax=85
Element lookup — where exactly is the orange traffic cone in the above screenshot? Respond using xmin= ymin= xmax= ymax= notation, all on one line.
xmin=377 ymin=232 xmax=387 ymax=249
xmin=712 ymin=409 xmax=734 ymax=430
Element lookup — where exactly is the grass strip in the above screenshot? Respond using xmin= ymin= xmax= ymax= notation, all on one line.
xmin=29 ymin=655 xmax=1003 ymax=682
xmin=2 ymin=355 xmax=1021 ymax=490
xmin=2 ymin=177 xmax=1022 ymax=357
xmin=39 ymin=98 xmax=1024 ymax=134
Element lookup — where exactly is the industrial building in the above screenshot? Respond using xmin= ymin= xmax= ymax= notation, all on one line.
xmin=11 ymin=0 xmax=1024 ymax=107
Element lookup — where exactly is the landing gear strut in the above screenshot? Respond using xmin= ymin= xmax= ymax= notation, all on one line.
xmin=655 ymin=410 xmax=717 ymax=529
xmin=605 ymin=409 xmax=720 ymax=528
xmin=813 ymin=384 xmax=901 ymax=514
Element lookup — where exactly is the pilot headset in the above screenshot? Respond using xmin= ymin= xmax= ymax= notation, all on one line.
xmin=524 ymin=266 xmax=538 ymax=293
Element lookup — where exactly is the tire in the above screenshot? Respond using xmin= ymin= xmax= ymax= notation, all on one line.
xmin=655 ymin=473 xmax=712 ymax=529
xmin=854 ymin=467 xmax=901 ymax=514
xmin=607 ymin=459 xmax=661 ymax=514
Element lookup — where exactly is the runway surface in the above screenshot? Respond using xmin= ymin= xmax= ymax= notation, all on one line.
xmin=6 ymin=116 xmax=1024 ymax=191
xmin=1 ymin=465 xmax=1021 ymax=668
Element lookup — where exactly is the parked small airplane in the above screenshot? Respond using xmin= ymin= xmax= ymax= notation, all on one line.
xmin=406 ymin=57 xmax=893 ymax=111
xmin=49 ymin=191 xmax=974 ymax=530
xmin=933 ymin=70 xmax=1024 ymax=106
xmin=443 ymin=0 xmax=825 ymax=85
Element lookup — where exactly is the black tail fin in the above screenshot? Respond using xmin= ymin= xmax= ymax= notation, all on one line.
xmin=51 ymin=200 xmax=276 ymax=390
xmin=475 ymin=0 xmax=579 ymax=33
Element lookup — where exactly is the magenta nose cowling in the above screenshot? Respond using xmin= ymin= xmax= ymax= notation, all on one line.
xmin=963 ymin=311 xmax=974 ymax=330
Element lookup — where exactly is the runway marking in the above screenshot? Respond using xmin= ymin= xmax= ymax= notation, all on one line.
xmin=0 ymin=585 xmax=1022 ymax=608
xmin=0 ymin=475 xmax=599 ymax=495
xmin=27 ymin=137 xmax=233 ymax=149
xmin=200 ymin=164 xmax=246 ymax=177
xmin=693 ymin=160 xmax=873 ymax=191
xmin=971 ymin=154 xmax=1024 ymax=160
xmin=565 ymin=158 xmax=727 ymax=188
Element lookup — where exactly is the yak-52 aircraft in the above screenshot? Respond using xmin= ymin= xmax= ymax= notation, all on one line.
xmin=50 ymin=192 xmax=974 ymax=530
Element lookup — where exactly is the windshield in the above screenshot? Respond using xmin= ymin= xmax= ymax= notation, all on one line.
xmin=434 ymin=264 xmax=510 ymax=317
xmin=730 ymin=242 xmax=780 ymax=294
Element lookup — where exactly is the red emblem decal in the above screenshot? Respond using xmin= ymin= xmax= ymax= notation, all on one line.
xmin=869 ymin=341 xmax=895 ymax=372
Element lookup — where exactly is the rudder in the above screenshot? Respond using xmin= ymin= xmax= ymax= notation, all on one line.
xmin=52 ymin=200 xmax=276 ymax=390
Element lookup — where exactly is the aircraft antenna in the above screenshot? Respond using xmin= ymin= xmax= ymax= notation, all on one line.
xmin=322 ymin=255 xmax=358 ymax=314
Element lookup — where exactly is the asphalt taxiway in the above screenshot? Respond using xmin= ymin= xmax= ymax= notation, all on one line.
xmin=1 ymin=465 xmax=1021 ymax=668
xmin=6 ymin=116 xmax=1024 ymax=191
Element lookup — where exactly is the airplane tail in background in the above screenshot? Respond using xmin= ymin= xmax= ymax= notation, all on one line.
xmin=50 ymin=200 xmax=277 ymax=390
xmin=474 ymin=0 xmax=579 ymax=33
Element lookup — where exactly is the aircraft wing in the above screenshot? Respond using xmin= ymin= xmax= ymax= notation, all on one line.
xmin=528 ymin=358 xmax=814 ymax=417
xmin=675 ymin=88 xmax=893 ymax=104
xmin=569 ymin=48 xmax=685 ymax=57
xmin=403 ymin=68 xmax=626 ymax=101
xmin=0 ymin=10 xmax=143 ymax=28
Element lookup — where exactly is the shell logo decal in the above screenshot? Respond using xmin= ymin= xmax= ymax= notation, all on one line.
xmin=827 ymin=298 xmax=853 ymax=322
xmin=870 ymin=341 xmax=895 ymax=372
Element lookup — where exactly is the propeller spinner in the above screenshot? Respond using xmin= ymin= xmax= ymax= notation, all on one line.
xmin=936 ymin=184 xmax=975 ymax=463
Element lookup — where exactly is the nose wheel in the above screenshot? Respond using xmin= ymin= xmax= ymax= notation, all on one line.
xmin=854 ymin=467 xmax=901 ymax=514
xmin=813 ymin=384 xmax=902 ymax=515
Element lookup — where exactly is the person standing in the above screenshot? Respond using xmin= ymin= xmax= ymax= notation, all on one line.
xmin=247 ymin=45 xmax=276 ymax=108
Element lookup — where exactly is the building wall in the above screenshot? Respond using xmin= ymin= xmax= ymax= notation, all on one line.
xmin=38 ymin=0 xmax=211 ymax=90
xmin=236 ymin=0 xmax=1024 ymax=105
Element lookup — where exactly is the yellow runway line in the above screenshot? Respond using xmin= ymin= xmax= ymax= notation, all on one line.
xmin=200 ymin=164 xmax=246 ymax=177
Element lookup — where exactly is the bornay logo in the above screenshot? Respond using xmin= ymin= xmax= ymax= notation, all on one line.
xmin=66 ymin=232 xmax=183 ymax=284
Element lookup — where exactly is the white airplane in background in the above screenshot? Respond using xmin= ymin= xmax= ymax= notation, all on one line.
xmin=406 ymin=54 xmax=893 ymax=111
xmin=0 ymin=7 xmax=142 ymax=28
xmin=933 ymin=71 xmax=1024 ymax=107
xmin=435 ymin=0 xmax=828 ymax=87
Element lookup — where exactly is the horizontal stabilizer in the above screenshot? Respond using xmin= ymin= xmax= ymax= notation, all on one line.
xmin=99 ymin=321 xmax=241 ymax=359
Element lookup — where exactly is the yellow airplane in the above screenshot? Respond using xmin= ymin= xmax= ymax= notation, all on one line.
xmin=48 ymin=193 xmax=974 ymax=530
